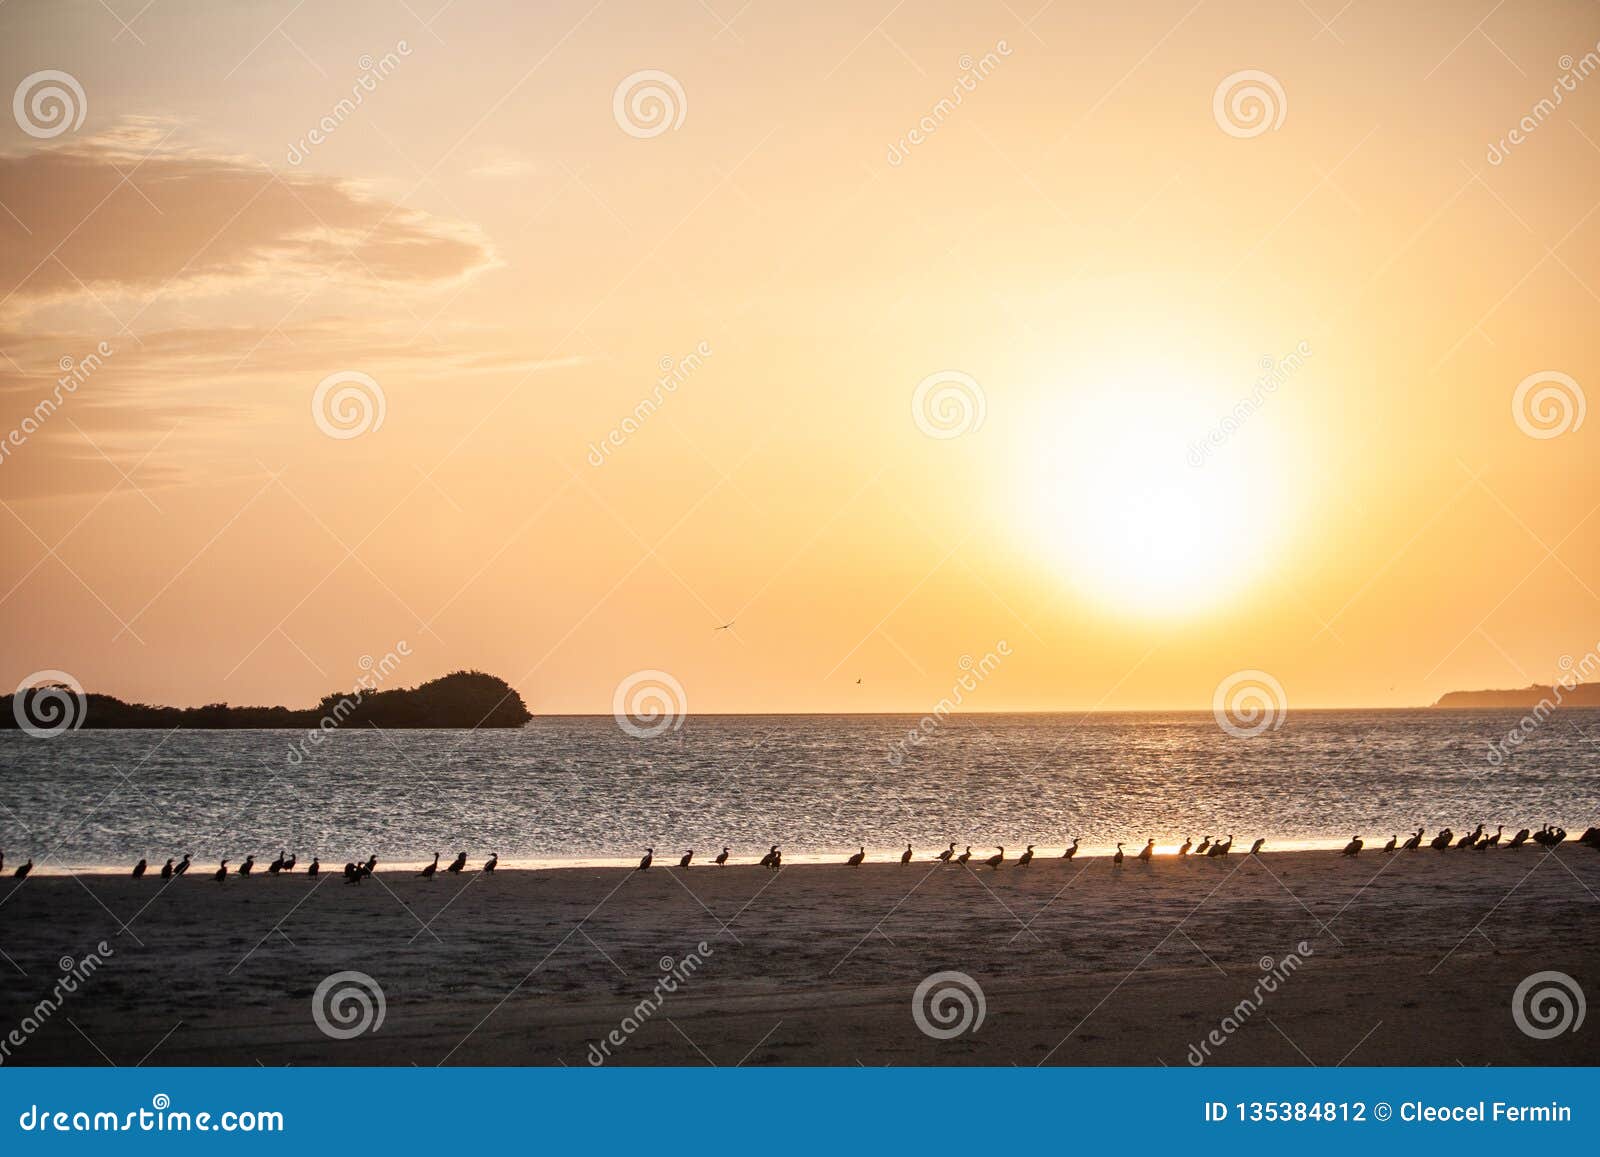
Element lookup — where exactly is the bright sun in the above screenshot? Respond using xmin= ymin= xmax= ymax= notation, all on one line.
xmin=1018 ymin=371 xmax=1290 ymax=616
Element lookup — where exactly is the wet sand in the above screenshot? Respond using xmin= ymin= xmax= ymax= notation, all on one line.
xmin=1 ymin=847 xmax=1596 ymax=1066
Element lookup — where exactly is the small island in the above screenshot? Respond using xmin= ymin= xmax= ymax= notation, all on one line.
xmin=1 ymin=670 xmax=532 ymax=729
xmin=1432 ymin=680 xmax=1600 ymax=709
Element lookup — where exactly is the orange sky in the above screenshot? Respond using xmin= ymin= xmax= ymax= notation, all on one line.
xmin=1 ymin=0 xmax=1597 ymax=714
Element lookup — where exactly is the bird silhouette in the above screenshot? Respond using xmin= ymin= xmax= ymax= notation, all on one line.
xmin=282 ymin=854 xmax=296 ymax=872
xmin=637 ymin=848 xmax=654 ymax=871
xmin=956 ymin=845 xmax=972 ymax=865
xmin=1481 ymin=825 xmax=1502 ymax=848
xmin=1195 ymin=836 xmax=1212 ymax=855
xmin=1249 ymin=838 xmax=1265 ymax=855
xmin=268 ymin=850 xmax=286 ymax=875
xmin=483 ymin=853 xmax=498 ymax=872
xmin=447 ymin=851 xmax=467 ymax=873
xmin=1178 ymin=837 xmax=1192 ymax=857
xmin=159 ymin=858 xmax=174 ymax=880
xmin=1507 ymin=827 xmax=1530 ymax=848
xmin=1137 ymin=839 xmax=1155 ymax=862
xmin=985 ymin=846 xmax=1004 ymax=869
xmin=1402 ymin=828 xmax=1424 ymax=851
xmin=237 ymin=855 xmax=254 ymax=876
xmin=12 ymin=858 xmax=32 ymax=879
xmin=1430 ymin=828 xmax=1453 ymax=850
xmin=132 ymin=858 xmax=147 ymax=879
xmin=212 ymin=859 xmax=228 ymax=882
xmin=307 ymin=857 xmax=320 ymax=877
xmin=1341 ymin=835 xmax=1363 ymax=857
xmin=420 ymin=853 xmax=440 ymax=879
xmin=1112 ymin=842 xmax=1125 ymax=865
xmin=900 ymin=843 xmax=913 ymax=864
xmin=1382 ymin=835 xmax=1397 ymax=852
xmin=1207 ymin=835 xmax=1233 ymax=858
xmin=714 ymin=847 xmax=729 ymax=866
xmin=1018 ymin=844 xmax=1035 ymax=866
xmin=759 ymin=845 xmax=779 ymax=868
xmin=1456 ymin=825 xmax=1483 ymax=849
xmin=679 ymin=850 xmax=694 ymax=868
xmin=847 ymin=846 xmax=865 ymax=867
xmin=937 ymin=842 xmax=956 ymax=863
xmin=174 ymin=853 xmax=191 ymax=876
xmin=1062 ymin=837 xmax=1080 ymax=861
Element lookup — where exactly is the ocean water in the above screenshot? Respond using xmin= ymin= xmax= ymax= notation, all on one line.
xmin=0 ymin=710 xmax=1594 ymax=872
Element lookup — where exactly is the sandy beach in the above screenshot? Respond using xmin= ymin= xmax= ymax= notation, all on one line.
xmin=1 ymin=847 xmax=1596 ymax=1067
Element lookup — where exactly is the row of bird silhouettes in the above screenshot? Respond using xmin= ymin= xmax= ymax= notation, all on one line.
xmin=112 ymin=850 xmax=502 ymax=883
xmin=11 ymin=825 xmax=1596 ymax=883
xmin=1340 ymin=824 xmax=1584 ymax=855
xmin=637 ymin=835 xmax=1261 ymax=870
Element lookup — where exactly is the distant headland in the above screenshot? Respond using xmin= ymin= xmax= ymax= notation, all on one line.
xmin=1 ymin=670 xmax=532 ymax=730
xmin=1433 ymin=681 xmax=1600 ymax=709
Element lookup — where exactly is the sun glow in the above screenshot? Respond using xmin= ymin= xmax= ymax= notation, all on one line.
xmin=1017 ymin=369 xmax=1292 ymax=616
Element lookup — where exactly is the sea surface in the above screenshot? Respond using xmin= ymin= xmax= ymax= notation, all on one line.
xmin=1 ymin=710 xmax=1595 ymax=872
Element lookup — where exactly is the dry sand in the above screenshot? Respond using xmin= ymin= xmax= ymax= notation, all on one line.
xmin=1 ymin=847 xmax=1596 ymax=1066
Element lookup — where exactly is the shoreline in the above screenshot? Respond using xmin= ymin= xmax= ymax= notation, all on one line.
xmin=14 ymin=832 xmax=1597 ymax=876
